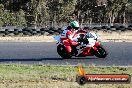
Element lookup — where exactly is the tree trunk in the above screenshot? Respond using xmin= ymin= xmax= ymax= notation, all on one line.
xmin=34 ymin=14 xmax=37 ymax=29
xmin=109 ymin=13 xmax=112 ymax=26
xmin=112 ymin=15 xmax=115 ymax=25
xmin=123 ymin=12 xmax=126 ymax=24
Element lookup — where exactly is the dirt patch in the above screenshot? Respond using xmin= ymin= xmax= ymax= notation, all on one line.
xmin=0 ymin=31 xmax=132 ymax=42
xmin=0 ymin=36 xmax=55 ymax=42
xmin=0 ymin=80 xmax=131 ymax=88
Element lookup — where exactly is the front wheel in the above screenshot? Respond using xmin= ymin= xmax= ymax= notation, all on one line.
xmin=94 ymin=45 xmax=108 ymax=58
xmin=57 ymin=44 xmax=72 ymax=59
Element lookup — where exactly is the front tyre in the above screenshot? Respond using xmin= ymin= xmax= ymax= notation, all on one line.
xmin=57 ymin=44 xmax=72 ymax=59
xmin=94 ymin=45 xmax=108 ymax=58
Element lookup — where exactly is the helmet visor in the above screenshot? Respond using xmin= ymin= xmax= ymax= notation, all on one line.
xmin=74 ymin=27 xmax=79 ymax=30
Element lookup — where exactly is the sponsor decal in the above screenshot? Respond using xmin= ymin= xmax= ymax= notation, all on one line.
xmin=76 ymin=65 xmax=131 ymax=85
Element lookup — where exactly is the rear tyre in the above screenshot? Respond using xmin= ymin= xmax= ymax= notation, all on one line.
xmin=94 ymin=45 xmax=108 ymax=58
xmin=57 ymin=44 xmax=72 ymax=59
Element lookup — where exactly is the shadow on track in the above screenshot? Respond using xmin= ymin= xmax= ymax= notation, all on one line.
xmin=65 ymin=57 xmax=98 ymax=59
xmin=0 ymin=57 xmax=99 ymax=62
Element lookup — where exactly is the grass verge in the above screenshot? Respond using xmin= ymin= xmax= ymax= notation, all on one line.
xmin=0 ymin=64 xmax=131 ymax=88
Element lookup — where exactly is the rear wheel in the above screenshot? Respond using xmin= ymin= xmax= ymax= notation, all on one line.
xmin=94 ymin=45 xmax=108 ymax=58
xmin=57 ymin=44 xmax=72 ymax=59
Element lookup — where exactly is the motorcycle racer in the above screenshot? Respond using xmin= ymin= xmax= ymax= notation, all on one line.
xmin=54 ymin=23 xmax=107 ymax=58
xmin=60 ymin=21 xmax=80 ymax=54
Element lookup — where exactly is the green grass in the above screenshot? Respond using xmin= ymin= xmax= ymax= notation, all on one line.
xmin=0 ymin=64 xmax=77 ymax=81
xmin=0 ymin=64 xmax=131 ymax=88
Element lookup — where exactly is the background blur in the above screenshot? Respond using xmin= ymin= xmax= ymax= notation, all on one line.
xmin=0 ymin=0 xmax=132 ymax=27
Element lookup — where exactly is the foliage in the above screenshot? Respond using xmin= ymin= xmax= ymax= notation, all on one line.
xmin=0 ymin=0 xmax=132 ymax=26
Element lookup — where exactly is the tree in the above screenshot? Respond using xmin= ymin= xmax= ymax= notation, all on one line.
xmin=106 ymin=0 xmax=128 ymax=25
xmin=1 ymin=0 xmax=132 ymax=26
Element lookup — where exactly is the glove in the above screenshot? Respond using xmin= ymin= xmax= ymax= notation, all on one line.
xmin=83 ymin=37 xmax=89 ymax=44
xmin=77 ymin=34 xmax=84 ymax=42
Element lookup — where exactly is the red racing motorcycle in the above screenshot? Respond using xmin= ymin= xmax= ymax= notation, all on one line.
xmin=53 ymin=30 xmax=108 ymax=59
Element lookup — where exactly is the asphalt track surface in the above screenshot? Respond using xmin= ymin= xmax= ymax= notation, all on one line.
xmin=0 ymin=42 xmax=131 ymax=66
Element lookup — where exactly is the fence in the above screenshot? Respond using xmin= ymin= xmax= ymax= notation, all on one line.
xmin=0 ymin=23 xmax=132 ymax=36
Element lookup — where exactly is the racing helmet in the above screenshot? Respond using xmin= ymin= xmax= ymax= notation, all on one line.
xmin=70 ymin=21 xmax=79 ymax=30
